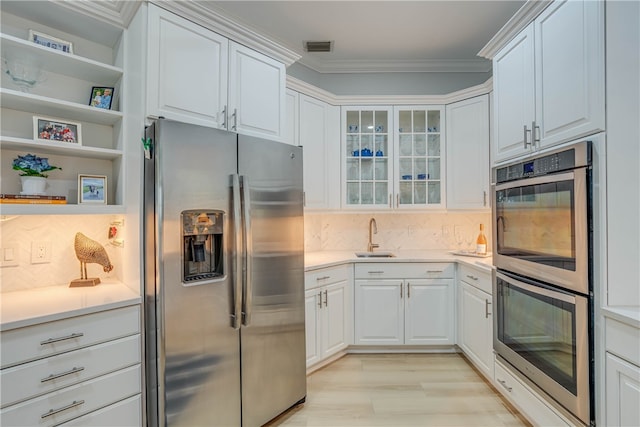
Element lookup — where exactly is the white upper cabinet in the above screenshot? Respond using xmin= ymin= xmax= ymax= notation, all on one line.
xmin=446 ymin=95 xmax=490 ymax=210
xmin=147 ymin=5 xmax=228 ymax=129
xmin=228 ymin=41 xmax=285 ymax=140
xmin=147 ymin=5 xmax=286 ymax=141
xmin=492 ymin=0 xmax=604 ymax=163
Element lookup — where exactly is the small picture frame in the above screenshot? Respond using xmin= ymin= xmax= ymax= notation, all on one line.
xmin=89 ymin=86 xmax=114 ymax=110
xmin=28 ymin=30 xmax=73 ymax=54
xmin=34 ymin=116 xmax=82 ymax=145
xmin=78 ymin=174 xmax=107 ymax=204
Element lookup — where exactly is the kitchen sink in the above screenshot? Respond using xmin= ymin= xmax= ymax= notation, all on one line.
xmin=354 ymin=251 xmax=396 ymax=258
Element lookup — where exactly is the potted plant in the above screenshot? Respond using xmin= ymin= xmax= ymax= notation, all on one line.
xmin=12 ymin=153 xmax=62 ymax=195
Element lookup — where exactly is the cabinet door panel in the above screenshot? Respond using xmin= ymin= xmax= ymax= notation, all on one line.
xmin=354 ymin=280 xmax=403 ymax=345
xmin=229 ymin=42 xmax=285 ymax=140
xmin=535 ymin=0 xmax=604 ymax=148
xmin=493 ymin=25 xmax=535 ymax=163
xmin=147 ymin=5 xmax=227 ymax=128
xmin=446 ymin=95 xmax=489 ymax=209
xmin=405 ymin=280 xmax=454 ymax=345
xmin=606 ymin=353 xmax=640 ymax=427
xmin=322 ymin=281 xmax=348 ymax=357
xmin=304 ymin=290 xmax=321 ymax=367
xmin=459 ymin=281 xmax=493 ymax=377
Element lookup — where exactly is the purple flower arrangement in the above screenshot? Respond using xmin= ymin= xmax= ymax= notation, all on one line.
xmin=12 ymin=154 xmax=62 ymax=177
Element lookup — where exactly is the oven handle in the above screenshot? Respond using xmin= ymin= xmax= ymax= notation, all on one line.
xmin=494 ymin=170 xmax=577 ymax=192
xmin=495 ymin=271 xmax=576 ymax=304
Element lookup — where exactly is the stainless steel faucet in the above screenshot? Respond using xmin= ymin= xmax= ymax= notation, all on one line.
xmin=368 ymin=217 xmax=379 ymax=252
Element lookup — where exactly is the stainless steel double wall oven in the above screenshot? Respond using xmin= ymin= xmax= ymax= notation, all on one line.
xmin=492 ymin=141 xmax=594 ymax=426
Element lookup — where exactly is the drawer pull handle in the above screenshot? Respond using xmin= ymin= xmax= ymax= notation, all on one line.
xmin=41 ymin=366 xmax=85 ymax=383
xmin=368 ymin=271 xmax=385 ymax=274
xmin=497 ymin=379 xmax=512 ymax=392
xmin=40 ymin=332 xmax=84 ymax=346
xmin=427 ymin=270 xmax=443 ymax=273
xmin=41 ymin=400 xmax=85 ymax=418
xmin=466 ymin=274 xmax=478 ymax=281
xmin=316 ymin=276 xmax=330 ymax=281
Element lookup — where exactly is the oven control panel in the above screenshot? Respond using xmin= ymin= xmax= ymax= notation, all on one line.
xmin=495 ymin=141 xmax=591 ymax=184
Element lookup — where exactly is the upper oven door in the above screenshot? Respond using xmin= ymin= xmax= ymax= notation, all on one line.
xmin=493 ymin=168 xmax=589 ymax=295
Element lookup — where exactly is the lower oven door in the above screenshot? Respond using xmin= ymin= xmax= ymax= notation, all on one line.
xmin=493 ymin=270 xmax=590 ymax=425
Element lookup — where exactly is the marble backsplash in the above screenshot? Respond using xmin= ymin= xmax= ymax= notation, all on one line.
xmin=0 ymin=215 xmax=122 ymax=293
xmin=304 ymin=212 xmax=492 ymax=253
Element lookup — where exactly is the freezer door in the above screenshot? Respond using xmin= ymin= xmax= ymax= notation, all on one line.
xmin=146 ymin=120 xmax=241 ymax=426
xmin=238 ymin=136 xmax=307 ymax=426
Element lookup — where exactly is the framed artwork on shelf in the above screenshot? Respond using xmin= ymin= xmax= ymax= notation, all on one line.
xmin=89 ymin=86 xmax=114 ymax=110
xmin=78 ymin=174 xmax=107 ymax=204
xmin=28 ymin=30 xmax=73 ymax=54
xmin=33 ymin=116 xmax=82 ymax=145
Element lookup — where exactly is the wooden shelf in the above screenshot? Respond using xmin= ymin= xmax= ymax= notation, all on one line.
xmin=1 ymin=34 xmax=123 ymax=85
xmin=0 ymin=89 xmax=123 ymax=125
xmin=1 ymin=136 xmax=123 ymax=160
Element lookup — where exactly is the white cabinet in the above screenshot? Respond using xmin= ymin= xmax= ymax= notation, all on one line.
xmin=492 ymin=0 xmax=604 ymax=163
xmin=147 ymin=5 xmax=286 ymax=141
xmin=354 ymin=263 xmax=455 ymax=346
xmin=606 ymin=353 xmax=640 ymax=427
xmin=0 ymin=2 xmax=127 ymax=214
xmin=446 ymin=95 xmax=490 ymax=210
xmin=305 ymin=266 xmax=351 ymax=368
xmin=0 ymin=305 xmax=141 ymax=426
xmin=290 ymin=92 xmax=340 ymax=210
xmin=147 ymin=4 xmax=228 ymax=129
xmin=456 ymin=264 xmax=493 ymax=380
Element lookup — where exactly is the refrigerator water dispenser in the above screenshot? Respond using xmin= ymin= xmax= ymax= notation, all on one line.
xmin=181 ymin=210 xmax=224 ymax=283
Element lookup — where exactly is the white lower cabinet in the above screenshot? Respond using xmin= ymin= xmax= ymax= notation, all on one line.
xmin=457 ymin=264 xmax=493 ymax=380
xmin=354 ymin=263 xmax=454 ymax=346
xmin=0 ymin=305 xmax=142 ymax=426
xmin=305 ymin=266 xmax=351 ymax=368
xmin=606 ymin=352 xmax=640 ymax=427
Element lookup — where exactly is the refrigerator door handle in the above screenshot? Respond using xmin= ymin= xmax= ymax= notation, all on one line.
xmin=240 ymin=175 xmax=253 ymax=326
xmin=231 ymin=174 xmax=243 ymax=329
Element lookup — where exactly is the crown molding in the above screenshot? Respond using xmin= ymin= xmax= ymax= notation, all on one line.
xmin=149 ymin=0 xmax=301 ymax=67
xmin=53 ymin=0 xmax=141 ymax=28
xmin=287 ymin=76 xmax=493 ymax=106
xmin=477 ymin=0 xmax=552 ymax=59
xmin=299 ymin=57 xmax=492 ymax=74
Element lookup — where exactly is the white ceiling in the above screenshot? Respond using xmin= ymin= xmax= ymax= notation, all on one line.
xmin=207 ymin=1 xmax=526 ymax=73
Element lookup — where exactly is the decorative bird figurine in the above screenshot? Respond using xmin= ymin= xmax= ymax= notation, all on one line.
xmin=70 ymin=232 xmax=114 ymax=287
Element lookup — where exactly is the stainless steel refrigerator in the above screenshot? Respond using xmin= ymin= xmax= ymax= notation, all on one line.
xmin=143 ymin=119 xmax=306 ymax=426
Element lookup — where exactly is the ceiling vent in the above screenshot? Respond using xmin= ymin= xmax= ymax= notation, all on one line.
xmin=304 ymin=41 xmax=333 ymax=53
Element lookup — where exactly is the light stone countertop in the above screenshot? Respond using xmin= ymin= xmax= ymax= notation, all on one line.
xmin=305 ymin=250 xmax=493 ymax=272
xmin=0 ymin=280 xmax=141 ymax=331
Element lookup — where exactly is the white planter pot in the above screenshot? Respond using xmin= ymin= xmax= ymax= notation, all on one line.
xmin=20 ymin=176 xmax=47 ymax=195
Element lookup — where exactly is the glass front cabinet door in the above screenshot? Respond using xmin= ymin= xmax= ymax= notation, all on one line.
xmin=342 ymin=107 xmax=393 ymax=208
xmin=394 ymin=106 xmax=445 ymax=209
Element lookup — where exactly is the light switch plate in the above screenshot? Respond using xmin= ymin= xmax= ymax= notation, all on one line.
xmin=0 ymin=242 xmax=19 ymax=267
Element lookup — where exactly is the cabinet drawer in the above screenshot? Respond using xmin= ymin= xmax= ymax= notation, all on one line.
xmin=1 ymin=335 xmax=141 ymax=408
xmin=605 ymin=317 xmax=640 ymax=365
xmin=0 ymin=364 xmax=141 ymax=427
xmin=60 ymin=395 xmax=141 ymax=427
xmin=1 ymin=305 xmax=140 ymax=369
xmin=494 ymin=360 xmax=571 ymax=427
xmin=457 ymin=264 xmax=492 ymax=295
xmin=305 ymin=265 xmax=349 ymax=290
xmin=354 ymin=263 xmax=454 ymax=279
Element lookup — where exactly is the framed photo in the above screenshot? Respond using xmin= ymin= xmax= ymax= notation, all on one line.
xmin=89 ymin=86 xmax=114 ymax=110
xmin=28 ymin=30 xmax=73 ymax=54
xmin=78 ymin=175 xmax=107 ymax=204
xmin=33 ymin=116 xmax=82 ymax=145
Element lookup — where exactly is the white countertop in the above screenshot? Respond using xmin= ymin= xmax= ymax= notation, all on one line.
xmin=1 ymin=280 xmax=141 ymax=331
xmin=305 ymin=250 xmax=494 ymax=272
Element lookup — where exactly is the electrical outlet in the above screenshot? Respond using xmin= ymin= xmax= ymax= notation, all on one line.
xmin=31 ymin=241 xmax=52 ymax=264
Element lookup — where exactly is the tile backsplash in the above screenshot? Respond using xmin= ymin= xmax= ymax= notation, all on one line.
xmin=0 ymin=215 xmax=122 ymax=293
xmin=304 ymin=212 xmax=492 ymax=253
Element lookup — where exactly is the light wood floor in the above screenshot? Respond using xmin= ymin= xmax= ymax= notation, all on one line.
xmin=267 ymin=353 xmax=531 ymax=427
